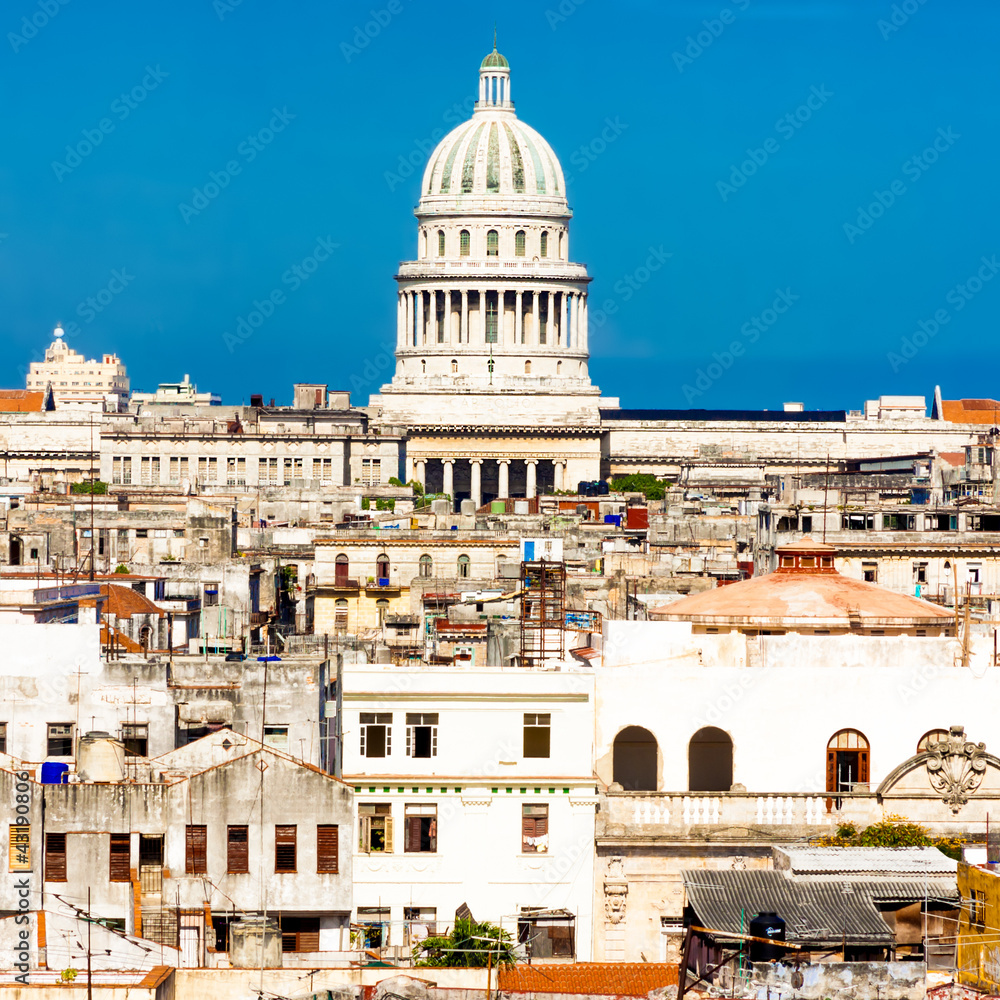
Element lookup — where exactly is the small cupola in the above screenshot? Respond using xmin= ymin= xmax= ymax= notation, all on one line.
xmin=478 ymin=34 xmax=512 ymax=110
xmin=774 ymin=536 xmax=837 ymax=573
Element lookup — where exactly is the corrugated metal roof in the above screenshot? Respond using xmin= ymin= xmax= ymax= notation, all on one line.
xmin=776 ymin=846 xmax=958 ymax=876
xmin=682 ymin=869 xmax=957 ymax=946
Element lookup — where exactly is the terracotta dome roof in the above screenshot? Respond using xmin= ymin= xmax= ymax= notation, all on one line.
xmin=651 ymin=538 xmax=954 ymax=630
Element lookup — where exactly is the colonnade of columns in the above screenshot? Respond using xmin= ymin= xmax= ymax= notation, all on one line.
xmin=396 ymin=287 xmax=588 ymax=353
xmin=404 ymin=456 xmax=568 ymax=508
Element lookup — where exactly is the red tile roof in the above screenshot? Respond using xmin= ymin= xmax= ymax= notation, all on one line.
xmin=939 ymin=399 xmax=1000 ymax=425
xmin=0 ymin=389 xmax=46 ymax=412
xmin=498 ymin=963 xmax=678 ymax=996
xmin=100 ymin=584 xmax=165 ymax=618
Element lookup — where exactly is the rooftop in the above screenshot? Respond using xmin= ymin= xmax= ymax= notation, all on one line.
xmin=774 ymin=845 xmax=958 ymax=876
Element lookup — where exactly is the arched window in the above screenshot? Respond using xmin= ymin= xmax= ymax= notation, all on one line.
xmin=420 ymin=230 xmax=427 ymax=258
xmin=524 ymin=361 xmax=531 ymax=374
xmin=558 ymin=232 xmax=565 ymax=259
xmin=376 ymin=554 xmax=390 ymax=582
xmin=335 ymin=554 xmax=349 ymax=586
xmin=688 ymin=727 xmax=733 ymax=792
xmin=613 ymin=726 xmax=658 ymax=791
xmin=457 ymin=554 xmax=470 ymax=578
xmin=419 ymin=554 xmax=433 ymax=578
xmin=515 ymin=230 xmax=526 ymax=256
xmin=540 ymin=231 xmax=548 ymax=258
xmin=451 ymin=359 xmax=458 ymax=374
xmin=487 ymin=230 xmax=499 ymax=257
xmin=376 ymin=598 xmax=389 ymax=625
xmin=460 ymin=229 xmax=470 ymax=256
xmin=556 ymin=361 xmax=562 ymax=375
xmin=334 ymin=597 xmax=348 ymax=631
xmin=421 ymin=359 xmax=426 ymax=374
xmin=826 ymin=729 xmax=870 ymax=793
xmin=918 ymin=729 xmax=949 ymax=753
xmin=139 ymin=624 xmax=152 ymax=651
xmin=437 ymin=229 xmax=445 ymax=257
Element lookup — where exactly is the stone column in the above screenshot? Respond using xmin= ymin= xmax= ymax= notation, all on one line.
xmin=531 ymin=290 xmax=539 ymax=347
xmin=415 ymin=459 xmax=426 ymax=489
xmin=461 ymin=289 xmax=469 ymax=344
xmin=442 ymin=459 xmax=454 ymax=499
xmin=480 ymin=288 xmax=488 ymax=344
xmin=559 ymin=290 xmax=567 ymax=346
xmin=526 ymin=460 xmax=537 ymax=499
xmin=403 ymin=291 xmax=412 ymax=347
xmin=446 ymin=289 xmax=454 ymax=344
xmin=554 ymin=460 xmax=566 ymax=491
xmin=470 ymin=460 xmax=482 ymax=509
xmin=396 ymin=294 xmax=404 ymax=349
xmin=416 ymin=290 xmax=425 ymax=346
xmin=497 ymin=460 xmax=510 ymax=499
xmin=581 ymin=294 xmax=588 ymax=352
xmin=515 ymin=290 xmax=523 ymax=345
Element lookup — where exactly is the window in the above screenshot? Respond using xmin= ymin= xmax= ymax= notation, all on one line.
xmin=283 ymin=457 xmax=303 ymax=485
xmin=486 ymin=292 xmax=498 ymax=343
xmin=913 ymin=561 xmax=928 ymax=585
xmin=376 ymin=598 xmax=389 ymax=625
xmin=358 ymin=804 xmax=394 ymax=853
xmin=842 ymin=513 xmax=875 ymax=531
xmin=972 ymin=889 xmax=987 ymax=930
xmin=522 ymin=804 xmax=549 ymax=853
xmin=437 ymin=229 xmax=445 ymax=256
xmin=263 ymin=726 xmax=289 ymax=751
xmin=362 ymin=458 xmax=382 ymax=488
xmin=203 ymin=583 xmax=220 ymax=608
xmin=540 ymin=231 xmax=548 ymax=258
xmin=518 ymin=909 xmax=574 ymax=959
xmin=358 ymin=906 xmax=390 ymax=947
xmin=451 ymin=358 xmax=458 ymax=374
xmin=198 ymin=456 xmax=217 ymax=484
xmin=826 ymin=729 xmax=870 ymax=795
xmin=140 ymin=457 xmax=160 ymax=485
xmin=862 ymin=562 xmax=877 ymax=583
xmin=317 ymin=824 xmax=339 ymax=873
xmin=688 ymin=727 xmax=733 ymax=792
xmin=334 ymin=554 xmax=350 ymax=586
xmin=419 ymin=554 xmax=433 ymax=578
xmin=0 ymin=722 xmax=6 ymax=754
xmin=613 ymin=726 xmax=658 ymax=791
xmin=281 ymin=916 xmax=320 ymax=953
xmin=109 ymin=834 xmax=131 ymax=882
xmin=404 ymin=907 xmax=438 ymax=944
xmin=260 ymin=457 xmax=279 ymax=485
xmin=918 ymin=729 xmax=950 ymax=752
xmin=460 ymin=229 xmax=470 ymax=256
xmin=120 ymin=723 xmax=148 ymax=756
xmin=185 ymin=825 xmax=207 ymax=874
xmin=315 ymin=457 xmax=332 ymax=484
xmin=457 ymin=554 xmax=470 ymax=578
xmin=404 ymin=804 xmax=437 ymax=853
xmin=524 ymin=713 xmax=551 ymax=758
xmin=515 ymin=230 xmax=526 ymax=256
xmin=487 ymin=229 xmax=499 ymax=256
xmin=525 ymin=361 xmax=531 ymax=374
xmin=801 ymin=515 xmax=813 ymax=533
xmin=45 ymin=832 xmax=67 ymax=882
xmin=334 ymin=598 xmax=348 ymax=631
xmin=376 ymin=554 xmax=390 ymax=581
xmin=112 ymin=457 xmax=132 ymax=485
xmin=227 ymin=826 xmax=249 ymax=873
xmin=360 ymin=713 xmax=392 ymax=757
xmin=275 ymin=825 xmax=296 ymax=872
xmin=47 ymin=723 xmax=74 ymax=757
xmin=406 ymin=713 xmax=439 ymax=758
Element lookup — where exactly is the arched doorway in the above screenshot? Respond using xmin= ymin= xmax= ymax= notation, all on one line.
xmin=612 ymin=726 xmax=658 ymax=791
xmin=334 ymin=554 xmax=349 ymax=586
xmin=826 ymin=729 xmax=870 ymax=793
xmin=688 ymin=727 xmax=733 ymax=792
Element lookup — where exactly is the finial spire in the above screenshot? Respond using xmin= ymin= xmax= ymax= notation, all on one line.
xmin=493 ymin=23 xmax=497 ymax=50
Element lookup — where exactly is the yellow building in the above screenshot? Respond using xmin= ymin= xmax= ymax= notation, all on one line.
xmin=957 ymin=861 xmax=1000 ymax=993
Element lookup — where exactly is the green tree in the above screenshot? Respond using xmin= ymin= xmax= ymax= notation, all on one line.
xmin=413 ymin=918 xmax=517 ymax=969
xmin=609 ymin=474 xmax=667 ymax=500
xmin=818 ymin=813 xmax=963 ymax=860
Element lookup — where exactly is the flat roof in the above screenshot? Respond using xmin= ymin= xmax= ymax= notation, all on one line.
xmin=600 ymin=408 xmax=847 ymax=423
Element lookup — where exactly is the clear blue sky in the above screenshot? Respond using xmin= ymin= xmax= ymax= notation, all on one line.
xmin=3 ymin=0 xmax=997 ymax=409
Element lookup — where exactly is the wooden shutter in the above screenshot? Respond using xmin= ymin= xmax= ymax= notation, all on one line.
xmin=405 ymin=815 xmax=422 ymax=853
xmin=275 ymin=825 xmax=296 ymax=872
xmin=859 ymin=749 xmax=870 ymax=784
xmin=825 ymin=750 xmax=836 ymax=792
xmin=185 ymin=825 xmax=207 ymax=874
xmin=317 ymin=825 xmax=339 ymax=873
xmin=45 ymin=832 xmax=67 ymax=882
xmin=9 ymin=823 xmax=30 ymax=871
xmin=109 ymin=834 xmax=131 ymax=882
xmin=298 ymin=918 xmax=320 ymax=952
xmin=383 ymin=815 xmax=394 ymax=854
xmin=358 ymin=816 xmax=370 ymax=853
xmin=227 ymin=826 xmax=249 ymax=873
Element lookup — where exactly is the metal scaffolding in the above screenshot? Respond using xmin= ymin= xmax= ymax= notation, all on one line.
xmin=519 ymin=560 xmax=566 ymax=666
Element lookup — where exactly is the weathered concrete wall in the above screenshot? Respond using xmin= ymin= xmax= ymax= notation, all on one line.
xmin=753 ymin=961 xmax=925 ymax=1000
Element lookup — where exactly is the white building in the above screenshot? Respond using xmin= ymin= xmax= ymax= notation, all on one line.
xmin=130 ymin=373 xmax=221 ymax=407
xmin=341 ymin=662 xmax=598 ymax=960
xmin=27 ymin=326 xmax=129 ymax=411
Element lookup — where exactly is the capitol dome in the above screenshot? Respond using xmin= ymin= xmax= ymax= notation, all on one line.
xmin=418 ymin=45 xmax=568 ymax=215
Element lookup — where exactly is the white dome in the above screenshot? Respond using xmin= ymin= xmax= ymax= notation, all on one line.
xmin=421 ymin=113 xmax=566 ymax=204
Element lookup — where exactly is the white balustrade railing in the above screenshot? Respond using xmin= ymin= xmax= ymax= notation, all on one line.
xmin=616 ymin=792 xmax=841 ymax=831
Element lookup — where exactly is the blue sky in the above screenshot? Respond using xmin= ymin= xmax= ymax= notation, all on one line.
xmin=2 ymin=0 xmax=997 ymax=409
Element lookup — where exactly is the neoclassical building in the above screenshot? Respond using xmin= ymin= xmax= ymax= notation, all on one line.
xmin=370 ymin=45 xmax=610 ymax=505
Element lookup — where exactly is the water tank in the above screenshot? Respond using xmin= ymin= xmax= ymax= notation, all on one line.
xmin=514 ymin=500 xmax=529 ymax=515
xmin=490 ymin=500 xmax=506 ymax=514
xmin=748 ymin=912 xmax=786 ymax=962
xmin=40 ymin=762 xmax=69 ymax=784
xmin=461 ymin=499 xmax=478 ymax=515
xmin=76 ymin=732 xmax=126 ymax=783
xmin=431 ymin=499 xmax=449 ymax=515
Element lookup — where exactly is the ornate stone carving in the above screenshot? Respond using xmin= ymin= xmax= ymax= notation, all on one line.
xmin=926 ymin=726 xmax=988 ymax=813
xmin=731 ymin=855 xmax=746 ymax=870
xmin=604 ymin=856 xmax=628 ymax=925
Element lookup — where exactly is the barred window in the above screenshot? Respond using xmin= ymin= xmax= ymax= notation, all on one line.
xmin=487 ymin=230 xmax=499 ymax=256
xmin=460 ymin=230 xmax=470 ymax=256
xmin=515 ymin=230 xmax=526 ymax=256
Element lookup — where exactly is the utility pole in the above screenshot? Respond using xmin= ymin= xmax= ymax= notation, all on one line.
xmin=87 ymin=886 xmax=93 ymax=1000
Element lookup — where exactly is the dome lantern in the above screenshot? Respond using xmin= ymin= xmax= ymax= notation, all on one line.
xmin=478 ymin=33 xmax=512 ymax=110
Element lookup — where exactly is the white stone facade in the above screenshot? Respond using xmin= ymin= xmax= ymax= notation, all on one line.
xmin=27 ymin=328 xmax=129 ymax=411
